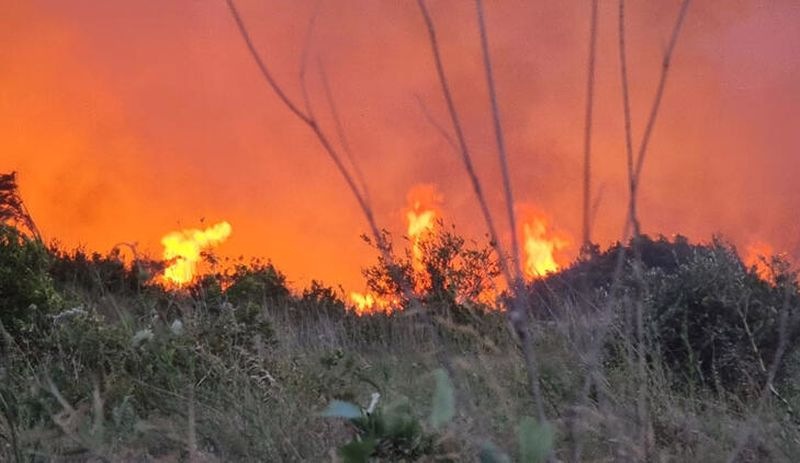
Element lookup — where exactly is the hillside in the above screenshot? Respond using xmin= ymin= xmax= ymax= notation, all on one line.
xmin=1 ymin=223 xmax=799 ymax=462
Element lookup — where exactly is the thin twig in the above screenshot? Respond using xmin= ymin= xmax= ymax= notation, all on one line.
xmin=572 ymin=3 xmax=694 ymax=458
xmin=417 ymin=0 xmax=546 ymax=424
xmin=618 ymin=0 xmax=639 ymax=238
xmin=319 ymin=59 xmax=370 ymax=202
xmin=226 ymin=0 xmax=311 ymax=126
xmin=225 ymin=0 xmax=463 ymax=413
xmin=726 ymin=285 xmax=794 ymax=463
xmin=475 ymin=0 xmax=521 ymax=279
xmin=415 ymin=94 xmax=459 ymax=153
xmin=632 ymin=0 xmax=693 ymax=193
xmin=415 ymin=0 xmax=509 ymax=285
xmin=581 ymin=0 xmax=599 ymax=250
xmin=225 ymin=0 xmax=380 ymax=251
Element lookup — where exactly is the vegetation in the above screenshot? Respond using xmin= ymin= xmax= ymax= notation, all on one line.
xmin=1 ymin=220 xmax=799 ymax=462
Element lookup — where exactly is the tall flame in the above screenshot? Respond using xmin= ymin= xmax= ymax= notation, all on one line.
xmin=161 ymin=221 xmax=232 ymax=286
xmin=406 ymin=186 xmax=439 ymax=274
xmin=348 ymin=185 xmax=441 ymax=314
xmin=520 ymin=209 xmax=570 ymax=280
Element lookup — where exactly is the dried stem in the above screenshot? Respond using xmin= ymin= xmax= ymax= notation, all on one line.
xmin=572 ymin=3 xmax=693 ymax=458
xmin=475 ymin=0 xmax=521 ymax=279
xmin=581 ymin=0 xmax=599 ymax=250
xmin=618 ymin=0 xmax=639 ymax=238
xmin=415 ymin=94 xmax=459 ymax=153
xmin=225 ymin=0 xmax=379 ymax=251
xmin=415 ymin=0 xmax=509 ymax=284
xmin=631 ymin=0 xmax=693 ymax=226
xmin=726 ymin=285 xmax=794 ymax=463
xmin=226 ymin=0 xmax=462 ymax=410
xmin=319 ymin=60 xmax=370 ymax=202
xmin=417 ymin=0 xmax=546 ymax=424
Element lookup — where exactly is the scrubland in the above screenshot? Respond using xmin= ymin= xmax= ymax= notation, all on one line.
xmin=1 ymin=223 xmax=798 ymax=462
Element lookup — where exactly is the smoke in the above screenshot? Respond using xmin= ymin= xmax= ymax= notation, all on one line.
xmin=2 ymin=0 xmax=797 ymax=290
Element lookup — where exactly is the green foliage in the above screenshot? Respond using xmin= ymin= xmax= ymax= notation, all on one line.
xmin=536 ymin=235 xmax=800 ymax=395
xmin=49 ymin=246 xmax=160 ymax=297
xmin=1 ymin=224 xmax=798 ymax=460
xmin=323 ymin=370 xmax=456 ymax=461
xmin=0 ymin=224 xmax=60 ymax=339
xmin=328 ymin=396 xmax=438 ymax=462
xmin=361 ymin=224 xmax=501 ymax=312
xmin=643 ymin=239 xmax=799 ymax=393
xmin=224 ymin=260 xmax=290 ymax=306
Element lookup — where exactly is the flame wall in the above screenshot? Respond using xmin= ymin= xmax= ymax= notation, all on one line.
xmin=2 ymin=1 xmax=798 ymax=292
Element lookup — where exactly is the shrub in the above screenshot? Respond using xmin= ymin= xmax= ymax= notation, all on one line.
xmin=0 ymin=224 xmax=61 ymax=339
xmin=644 ymin=239 xmax=799 ymax=394
xmin=361 ymin=224 xmax=501 ymax=314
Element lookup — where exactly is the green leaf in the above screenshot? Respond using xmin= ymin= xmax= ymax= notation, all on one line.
xmin=320 ymin=400 xmax=362 ymax=419
xmin=429 ymin=368 xmax=455 ymax=429
xmin=518 ymin=416 xmax=554 ymax=463
xmin=339 ymin=438 xmax=377 ymax=463
xmin=479 ymin=442 xmax=511 ymax=463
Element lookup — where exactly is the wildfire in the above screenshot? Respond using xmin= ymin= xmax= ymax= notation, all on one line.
xmin=347 ymin=185 xmax=441 ymax=315
xmin=349 ymin=291 xmax=398 ymax=316
xmin=161 ymin=221 xmax=232 ymax=286
xmin=744 ymin=241 xmax=775 ymax=281
xmin=520 ymin=209 xmax=570 ymax=280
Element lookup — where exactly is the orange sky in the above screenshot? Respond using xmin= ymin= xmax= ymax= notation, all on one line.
xmin=2 ymin=1 xmax=798 ymax=292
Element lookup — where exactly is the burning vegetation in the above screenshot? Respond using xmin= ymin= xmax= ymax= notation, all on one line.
xmin=160 ymin=221 xmax=232 ymax=287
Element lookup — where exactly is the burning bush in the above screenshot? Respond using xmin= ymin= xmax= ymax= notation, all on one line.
xmin=359 ymin=224 xmax=501 ymax=314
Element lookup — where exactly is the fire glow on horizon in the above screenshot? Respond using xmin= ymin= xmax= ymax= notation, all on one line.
xmin=3 ymin=2 xmax=798 ymax=304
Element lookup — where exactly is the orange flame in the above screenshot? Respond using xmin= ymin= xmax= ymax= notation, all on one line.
xmin=161 ymin=221 xmax=232 ymax=286
xmin=349 ymin=291 xmax=398 ymax=316
xmin=347 ymin=185 xmax=442 ymax=315
xmin=744 ymin=241 xmax=775 ymax=281
xmin=520 ymin=208 xmax=571 ymax=280
xmin=406 ymin=184 xmax=441 ymax=274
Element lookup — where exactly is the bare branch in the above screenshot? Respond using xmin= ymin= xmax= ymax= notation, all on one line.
xmin=415 ymin=0 xmax=510 ymax=284
xmin=298 ymin=0 xmax=321 ymax=119
xmin=417 ymin=0 xmax=547 ymax=424
xmin=619 ymin=0 xmax=640 ymax=238
xmin=632 ymin=0 xmax=693 ymax=185
xmin=225 ymin=0 xmax=312 ymax=125
xmin=475 ymin=0 xmax=522 ymax=279
xmin=727 ymin=284 xmax=795 ymax=463
xmin=225 ymin=0 xmax=377 ymax=249
xmin=414 ymin=94 xmax=459 ymax=153
xmin=319 ymin=59 xmax=370 ymax=202
xmin=581 ymin=0 xmax=599 ymax=250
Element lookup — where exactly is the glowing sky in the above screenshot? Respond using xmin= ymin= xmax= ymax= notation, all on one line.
xmin=2 ymin=1 xmax=798 ymax=291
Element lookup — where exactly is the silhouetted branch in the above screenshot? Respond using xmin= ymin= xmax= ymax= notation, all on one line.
xmin=476 ymin=0 xmax=521 ymax=279
xmin=414 ymin=94 xmax=459 ymax=153
xmin=581 ymin=0 xmax=599 ymax=250
xmin=415 ymin=0 xmax=508 ymax=283
xmin=417 ymin=0 xmax=547 ymax=425
xmin=225 ymin=0 xmax=382 ymax=249
xmin=319 ymin=59 xmax=370 ymax=203
xmin=0 ymin=172 xmax=42 ymax=242
xmin=632 ymin=0 xmax=693 ymax=190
